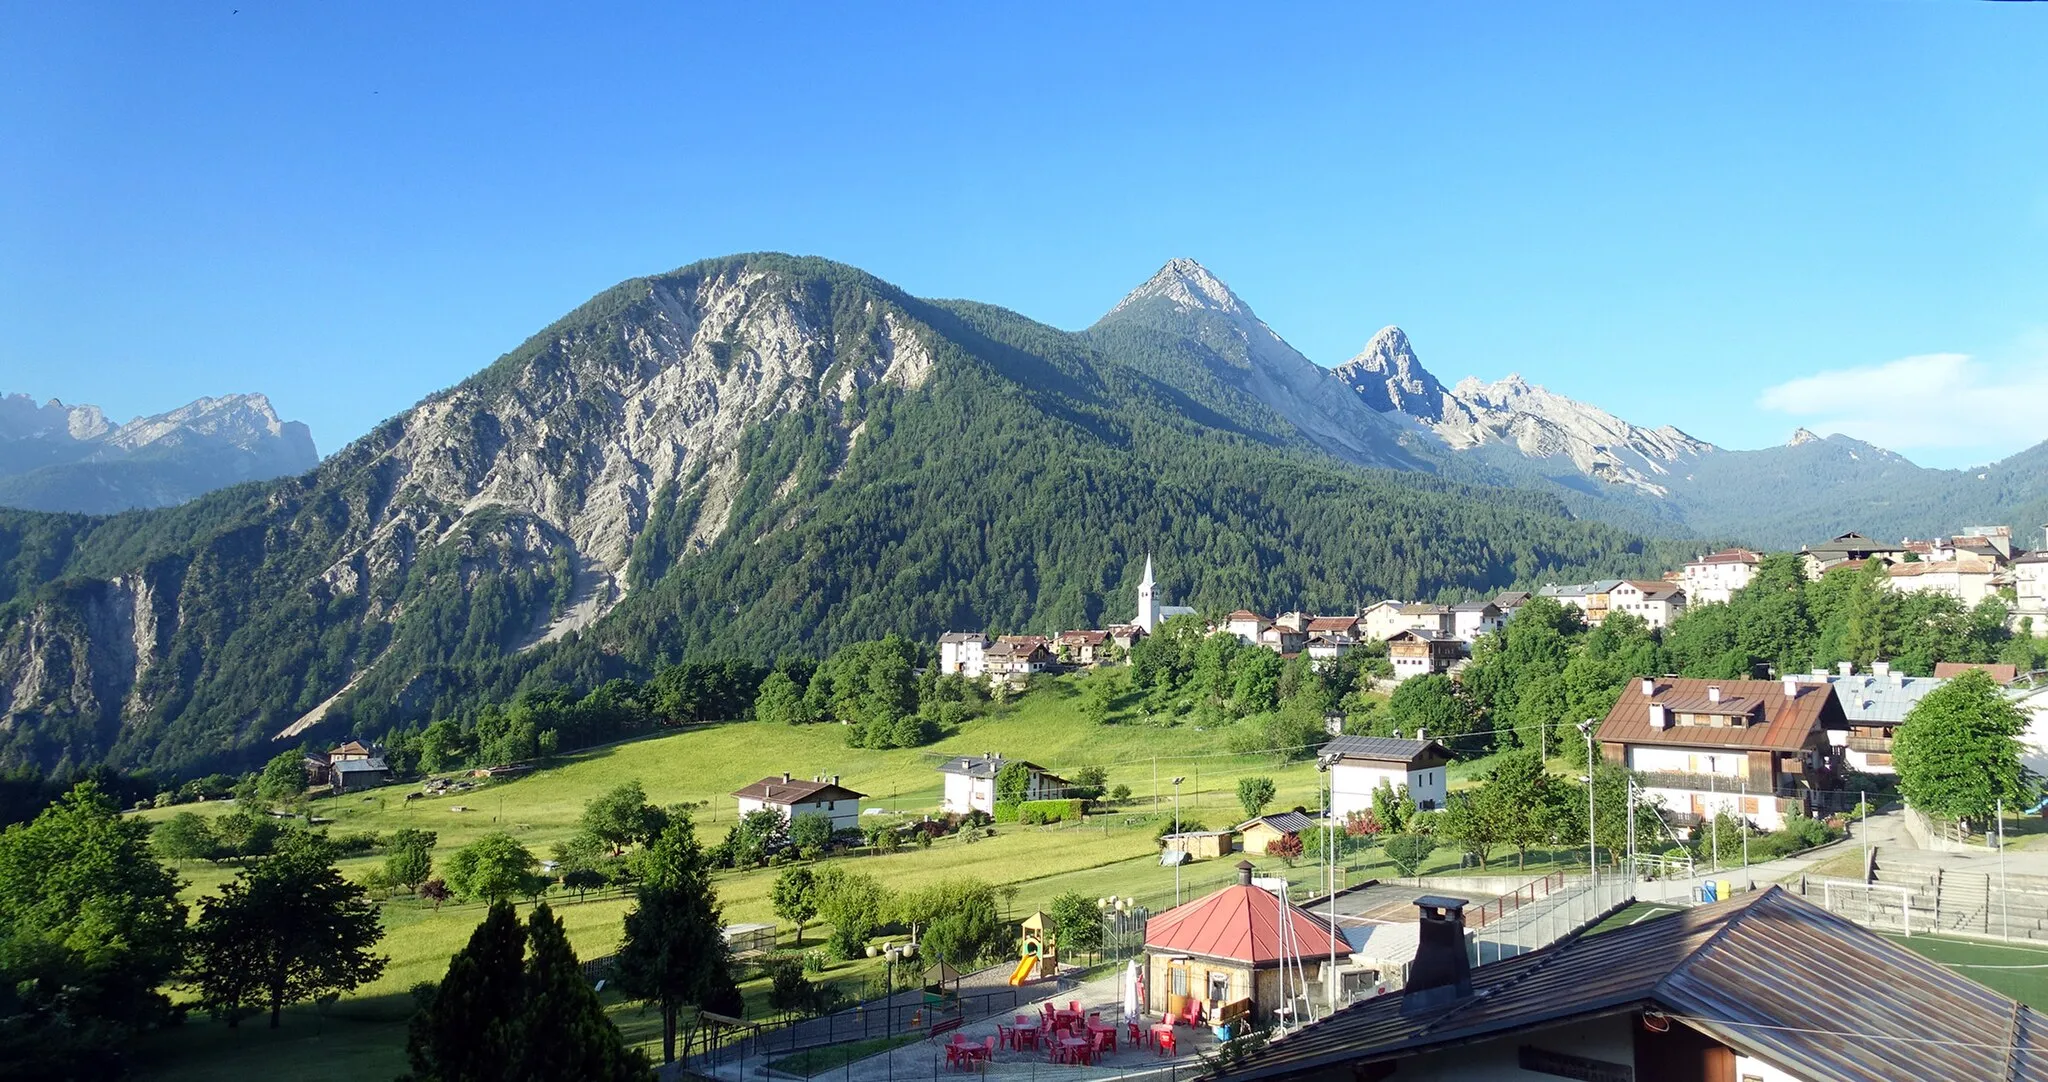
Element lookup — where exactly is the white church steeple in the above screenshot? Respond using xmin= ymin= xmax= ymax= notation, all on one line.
xmin=1137 ymin=554 xmax=1158 ymax=633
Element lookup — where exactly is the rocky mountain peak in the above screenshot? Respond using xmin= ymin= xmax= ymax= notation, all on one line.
xmin=1787 ymin=427 xmax=1822 ymax=447
xmin=1107 ymin=257 xmax=1247 ymax=318
xmin=1333 ymin=325 xmax=1449 ymax=421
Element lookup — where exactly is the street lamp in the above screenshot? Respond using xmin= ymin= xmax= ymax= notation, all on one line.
xmin=1316 ymin=751 xmax=1341 ymax=1014
xmin=1172 ymin=777 xmax=1186 ymax=905
xmin=1576 ymin=719 xmax=1597 ymax=883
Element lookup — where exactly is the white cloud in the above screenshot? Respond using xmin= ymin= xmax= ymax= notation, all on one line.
xmin=1757 ymin=352 xmax=2048 ymax=464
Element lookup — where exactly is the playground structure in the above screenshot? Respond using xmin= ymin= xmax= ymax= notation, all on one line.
xmin=1009 ymin=910 xmax=1059 ymax=984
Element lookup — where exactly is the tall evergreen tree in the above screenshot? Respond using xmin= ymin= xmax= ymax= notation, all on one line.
xmin=519 ymin=904 xmax=652 ymax=1081
xmin=615 ymin=818 xmax=731 ymax=1063
xmin=407 ymin=902 xmax=528 ymax=1082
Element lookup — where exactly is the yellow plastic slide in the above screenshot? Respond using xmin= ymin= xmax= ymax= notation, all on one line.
xmin=1008 ymin=955 xmax=1036 ymax=985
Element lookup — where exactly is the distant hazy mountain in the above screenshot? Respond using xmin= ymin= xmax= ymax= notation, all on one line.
xmin=0 ymin=392 xmax=317 ymax=513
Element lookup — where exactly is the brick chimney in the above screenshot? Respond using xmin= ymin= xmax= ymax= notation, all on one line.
xmin=1402 ymin=896 xmax=1474 ymax=1012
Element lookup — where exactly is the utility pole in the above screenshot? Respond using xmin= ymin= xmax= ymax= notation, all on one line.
xmin=1709 ymin=761 xmax=1719 ymax=875
xmin=1578 ymin=720 xmax=1597 ymax=883
xmin=1173 ymin=776 xmax=1186 ymax=906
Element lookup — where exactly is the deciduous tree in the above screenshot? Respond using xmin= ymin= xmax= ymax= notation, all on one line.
xmin=1894 ymin=668 xmax=2029 ymax=824
xmin=615 ymin=819 xmax=732 ymax=1064
xmin=191 ymin=833 xmax=386 ymax=1029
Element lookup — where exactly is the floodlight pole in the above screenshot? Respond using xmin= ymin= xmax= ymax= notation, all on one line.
xmin=1578 ymin=720 xmax=1597 ymax=883
xmin=1172 ymin=776 xmax=1186 ymax=906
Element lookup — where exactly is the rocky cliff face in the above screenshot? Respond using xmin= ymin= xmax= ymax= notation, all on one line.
xmin=1334 ymin=326 xmax=1450 ymax=421
xmin=0 ymin=391 xmax=320 ymax=513
xmin=0 ymin=256 xmax=938 ymax=770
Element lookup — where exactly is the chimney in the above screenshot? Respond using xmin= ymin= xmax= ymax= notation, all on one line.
xmin=1707 ymin=685 xmax=1722 ymax=704
xmin=1402 ymin=896 xmax=1474 ymax=1012
xmin=1649 ymin=704 xmax=1668 ymax=729
xmin=1416 ymin=727 xmax=1427 ymax=741
xmin=1236 ymin=860 xmax=1255 ymax=887
xmin=1838 ymin=661 xmax=1853 ymax=677
xmin=782 ymin=772 xmax=792 ymax=783
xmin=831 ymin=775 xmax=840 ymax=786
xmin=1873 ymin=660 xmax=1892 ymax=679
xmin=1783 ymin=676 xmax=1798 ymax=698
xmin=1640 ymin=677 xmax=1655 ymax=697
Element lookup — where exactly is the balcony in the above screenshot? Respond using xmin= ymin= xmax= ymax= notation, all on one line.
xmin=1633 ymin=770 xmax=1758 ymax=794
xmin=1847 ymin=736 xmax=1893 ymax=754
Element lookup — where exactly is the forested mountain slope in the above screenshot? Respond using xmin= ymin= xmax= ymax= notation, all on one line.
xmin=0 ymin=255 xmax=1684 ymax=778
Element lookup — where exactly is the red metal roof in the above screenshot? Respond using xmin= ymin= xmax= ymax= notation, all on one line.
xmin=1144 ymin=872 xmax=1350 ymax=966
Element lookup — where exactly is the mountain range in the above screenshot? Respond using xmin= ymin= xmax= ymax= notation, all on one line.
xmin=0 ymin=253 xmax=2040 ymax=778
xmin=0 ymin=392 xmax=318 ymax=514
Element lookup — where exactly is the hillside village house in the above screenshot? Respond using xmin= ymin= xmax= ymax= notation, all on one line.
xmin=1397 ymin=602 xmax=1454 ymax=637
xmin=1888 ymin=556 xmax=2001 ymax=607
xmin=937 ymin=753 xmax=1067 ymax=815
xmin=1257 ymin=624 xmax=1307 ymax=654
xmin=1208 ymin=887 xmax=2048 ymax=1082
xmin=1325 ymin=735 xmax=1453 ymax=816
xmin=1305 ymin=614 xmax=1359 ymax=642
xmin=1606 ymin=579 xmax=1686 ymax=629
xmin=2011 ymin=537 xmax=2048 ymax=636
xmin=1678 ymin=547 xmax=1759 ymax=605
xmin=1794 ymin=662 xmax=1942 ymax=774
xmin=1598 ymin=676 xmax=1846 ymax=829
xmin=1800 ymin=531 xmax=1907 ymax=578
xmin=937 ymin=632 xmax=989 ymax=678
xmin=1106 ymin=623 xmax=1148 ymax=651
xmin=733 ymin=773 xmax=866 ymax=832
xmin=1358 ymin=599 xmax=1410 ymax=642
xmin=983 ymin=638 xmax=1053 ymax=681
xmin=1304 ymin=634 xmax=1353 ymax=662
xmin=1225 ymin=610 xmax=1271 ymax=645
xmin=1273 ymin=611 xmax=1312 ymax=633
xmin=1448 ymin=600 xmax=1502 ymax=642
xmin=1055 ymin=629 xmax=1110 ymax=665
xmin=1385 ymin=628 xmax=1462 ymax=683
xmin=1538 ymin=580 xmax=1618 ymax=624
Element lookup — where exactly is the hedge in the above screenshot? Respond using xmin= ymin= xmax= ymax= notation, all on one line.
xmin=1017 ymin=799 xmax=1085 ymax=825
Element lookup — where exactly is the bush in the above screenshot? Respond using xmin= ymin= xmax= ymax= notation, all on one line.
xmin=1750 ymin=815 xmax=1841 ymax=859
xmin=326 ymin=830 xmax=384 ymax=856
xmin=1109 ymin=784 xmax=1132 ymax=804
xmin=992 ymin=801 xmax=1019 ymax=824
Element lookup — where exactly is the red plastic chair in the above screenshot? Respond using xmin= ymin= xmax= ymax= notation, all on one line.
xmin=1155 ymin=1029 xmax=1177 ymax=1057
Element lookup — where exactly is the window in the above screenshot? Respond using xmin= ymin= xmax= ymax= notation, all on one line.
xmin=1208 ymin=972 xmax=1230 ymax=1003
xmin=1170 ymin=967 xmax=1188 ymax=996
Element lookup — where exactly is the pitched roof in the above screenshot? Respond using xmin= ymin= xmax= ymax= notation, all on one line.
xmin=1058 ymin=629 xmax=1109 ymax=646
xmin=329 ymin=740 xmax=372 ymax=757
xmin=1144 ymin=866 xmax=1351 ymax=966
xmin=1305 ymin=616 xmax=1358 ymax=633
xmin=937 ymin=631 xmax=988 ymax=644
xmin=1449 ymin=600 xmax=1499 ymax=613
xmin=1794 ymin=671 xmax=1945 ymax=725
xmin=1323 ymin=735 xmax=1451 ymax=766
xmin=1227 ymin=610 xmax=1270 ymax=623
xmin=732 ymin=775 xmax=866 ymax=804
xmin=1936 ymin=662 xmax=2020 ymax=685
xmin=1205 ymin=887 xmax=2048 ymax=1082
xmin=333 ymin=756 xmax=390 ymax=774
xmin=1890 ymin=557 xmax=1999 ymax=577
xmin=1386 ymin=627 xmax=1454 ymax=644
xmin=1616 ymin=579 xmax=1682 ymax=599
xmin=1805 ymin=531 xmax=1905 ymax=557
xmin=936 ymin=754 xmax=1051 ymax=779
xmin=1692 ymin=547 xmax=1760 ymax=565
xmin=1491 ymin=591 xmax=1531 ymax=606
xmin=1597 ymin=677 xmax=1840 ymax=751
xmin=1398 ymin=602 xmax=1450 ymax=616
xmin=1235 ymin=811 xmax=1317 ymax=834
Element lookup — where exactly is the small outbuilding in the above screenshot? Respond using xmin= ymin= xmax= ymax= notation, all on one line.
xmin=1160 ymin=830 xmax=1236 ymax=861
xmin=1236 ymin=812 xmax=1316 ymax=856
xmin=1143 ymin=861 xmax=1350 ymax=1026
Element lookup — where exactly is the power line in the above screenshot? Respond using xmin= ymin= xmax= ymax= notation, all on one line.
xmin=1656 ymin=1012 xmax=2041 ymax=1054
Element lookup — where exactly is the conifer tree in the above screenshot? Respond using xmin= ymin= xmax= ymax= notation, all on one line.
xmin=616 ymin=817 xmax=732 ymax=1063
xmin=519 ymin=904 xmax=652 ymax=1081
xmin=406 ymin=901 xmax=528 ymax=1082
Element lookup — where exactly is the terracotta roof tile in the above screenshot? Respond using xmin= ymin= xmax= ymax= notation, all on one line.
xmin=1597 ymin=677 xmax=1841 ymax=752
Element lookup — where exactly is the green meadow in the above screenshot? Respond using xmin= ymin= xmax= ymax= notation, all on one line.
xmin=131 ymin=671 xmax=1571 ymax=1079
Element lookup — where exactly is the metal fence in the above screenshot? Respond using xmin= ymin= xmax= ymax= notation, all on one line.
xmin=687 ymin=963 xmax=1061 ymax=1076
xmin=1798 ymin=866 xmax=2048 ymax=943
xmin=1467 ymin=875 xmax=1634 ymax=965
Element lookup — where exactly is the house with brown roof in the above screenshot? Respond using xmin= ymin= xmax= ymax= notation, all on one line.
xmin=1598 ymin=676 xmax=1846 ymax=828
xmin=1800 ymin=531 xmax=1906 ymax=578
xmin=1106 ymin=623 xmax=1148 ymax=651
xmin=1357 ymin=600 xmax=1409 ymax=642
xmin=1226 ymin=610 xmax=1271 ymax=645
xmin=1258 ymin=624 xmax=1307 ymax=655
xmin=1386 ymin=628 xmax=1461 ymax=684
xmin=734 ymin=773 xmax=866 ymax=832
xmin=1144 ymin=860 xmax=1350 ymax=1026
xmin=1202 ymin=887 xmax=2048 ymax=1082
xmin=1396 ymin=602 xmax=1454 ymax=637
xmin=1056 ymin=629 xmax=1111 ymax=666
xmin=1606 ymin=580 xmax=1686 ymax=629
xmin=1305 ymin=615 xmax=1359 ymax=641
xmin=983 ymin=638 xmax=1052 ymax=682
xmin=1887 ymin=555 xmax=2000 ymax=607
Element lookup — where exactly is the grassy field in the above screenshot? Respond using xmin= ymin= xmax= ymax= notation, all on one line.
xmin=127 ymin=671 xmax=1546 ymax=1079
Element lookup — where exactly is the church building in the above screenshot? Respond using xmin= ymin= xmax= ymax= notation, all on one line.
xmin=1137 ymin=554 xmax=1198 ymax=633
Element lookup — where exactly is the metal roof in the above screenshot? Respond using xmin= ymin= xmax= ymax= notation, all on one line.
xmin=1322 ymin=736 xmax=1451 ymax=766
xmin=1236 ymin=811 xmax=1317 ymax=834
xmin=1793 ymin=671 xmax=1946 ymax=726
xmin=1144 ymin=873 xmax=1352 ymax=967
xmin=1205 ymin=887 xmax=2048 ymax=1082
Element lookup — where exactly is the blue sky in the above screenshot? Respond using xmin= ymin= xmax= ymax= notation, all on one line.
xmin=3 ymin=3 xmax=2044 ymax=468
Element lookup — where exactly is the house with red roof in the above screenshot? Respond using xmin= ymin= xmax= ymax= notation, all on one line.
xmin=1143 ymin=860 xmax=1350 ymax=1026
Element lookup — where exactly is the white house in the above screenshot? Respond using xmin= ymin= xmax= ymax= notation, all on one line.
xmin=1397 ymin=603 xmax=1454 ymax=637
xmin=1490 ymin=590 xmax=1530 ymax=621
xmin=1605 ymin=580 xmax=1686 ymax=629
xmin=1887 ymin=556 xmax=2000 ymax=608
xmin=1325 ymin=735 xmax=1453 ymax=816
xmin=2011 ymin=534 xmax=2048 ymax=637
xmin=936 ymin=752 xmax=1066 ymax=814
xmin=1448 ymin=600 xmax=1502 ymax=643
xmin=1794 ymin=662 xmax=1944 ymax=775
xmin=1358 ymin=600 xmax=1409 ymax=642
xmin=1386 ymin=628 xmax=1461 ymax=684
xmin=733 ymin=773 xmax=866 ymax=832
xmin=1598 ymin=676 xmax=1845 ymax=829
xmin=937 ymin=632 xmax=989 ymax=678
xmin=1225 ymin=610 xmax=1271 ymax=645
xmin=1679 ymin=548 xmax=1760 ymax=606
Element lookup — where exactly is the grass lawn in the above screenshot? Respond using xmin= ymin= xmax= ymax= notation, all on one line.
xmin=1882 ymin=933 xmax=2048 ymax=1011
xmin=125 ymin=671 xmax=1567 ymax=1080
